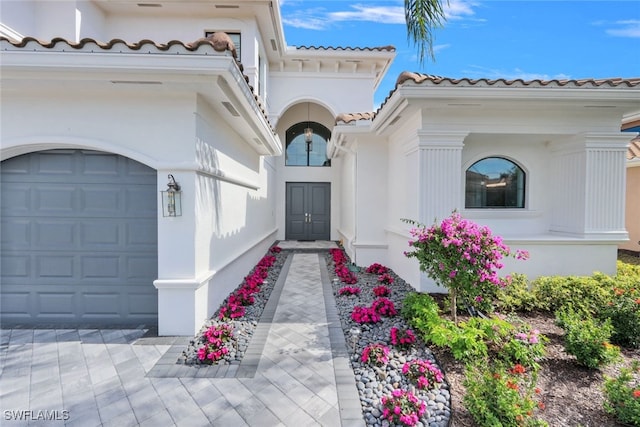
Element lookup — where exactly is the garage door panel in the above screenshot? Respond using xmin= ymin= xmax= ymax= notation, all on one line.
xmin=35 ymin=186 xmax=76 ymax=213
xmin=81 ymin=153 xmax=120 ymax=176
xmin=1 ymin=149 xmax=158 ymax=326
xmin=81 ymin=256 xmax=120 ymax=279
xmin=37 ymin=256 xmax=75 ymax=278
xmin=1 ymin=255 xmax=30 ymax=278
xmin=1 ymin=185 xmax=31 ymax=213
xmin=0 ymin=293 xmax=31 ymax=315
xmin=81 ymin=221 xmax=121 ymax=247
xmin=128 ymin=293 xmax=157 ymax=315
xmin=126 ymin=188 xmax=156 ymax=215
xmin=127 ymin=256 xmax=157 ymax=279
xmin=35 ymin=221 xmax=76 ymax=247
xmin=127 ymin=221 xmax=157 ymax=247
xmin=1 ymin=220 xmax=30 ymax=247
xmin=80 ymin=187 xmax=121 ymax=214
xmin=35 ymin=151 xmax=75 ymax=175
xmin=82 ymin=293 xmax=120 ymax=315
xmin=37 ymin=293 xmax=75 ymax=315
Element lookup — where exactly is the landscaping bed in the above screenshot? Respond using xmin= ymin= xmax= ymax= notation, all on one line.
xmin=181 ymin=243 xmax=639 ymax=427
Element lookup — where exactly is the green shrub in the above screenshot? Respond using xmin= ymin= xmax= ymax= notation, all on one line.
xmin=531 ymin=274 xmax=612 ymax=315
xmin=603 ymin=361 xmax=640 ymax=426
xmin=464 ymin=362 xmax=548 ymax=427
xmin=617 ymin=259 xmax=640 ymax=279
xmin=401 ymin=292 xmax=441 ymax=333
xmin=601 ymin=288 xmax=640 ymax=349
xmin=556 ymin=307 xmax=620 ymax=369
xmin=495 ymin=273 xmax=539 ymax=313
xmin=502 ymin=325 xmax=548 ymax=373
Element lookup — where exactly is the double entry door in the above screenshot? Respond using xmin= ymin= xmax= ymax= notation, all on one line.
xmin=285 ymin=182 xmax=330 ymax=241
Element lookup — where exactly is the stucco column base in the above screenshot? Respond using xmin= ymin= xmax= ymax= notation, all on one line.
xmin=154 ymin=278 xmax=209 ymax=336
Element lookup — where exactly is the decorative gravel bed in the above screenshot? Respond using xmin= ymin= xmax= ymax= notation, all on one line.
xmin=179 ymin=249 xmax=287 ymax=365
xmin=323 ymin=252 xmax=452 ymax=427
xmin=179 ymin=246 xmax=451 ymax=427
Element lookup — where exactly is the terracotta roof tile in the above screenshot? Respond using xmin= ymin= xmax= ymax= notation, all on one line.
xmin=0 ymin=35 xmax=236 ymax=53
xmin=335 ymin=112 xmax=376 ymax=124
xmin=629 ymin=136 xmax=640 ymax=160
xmin=394 ymin=72 xmax=640 ymax=88
xmin=335 ymin=72 xmax=640 ymax=127
xmin=294 ymin=45 xmax=395 ymax=52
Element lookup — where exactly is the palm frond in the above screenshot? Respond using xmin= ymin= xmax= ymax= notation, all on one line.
xmin=405 ymin=0 xmax=448 ymax=64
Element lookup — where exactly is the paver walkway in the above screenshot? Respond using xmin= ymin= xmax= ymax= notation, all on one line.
xmin=0 ymin=248 xmax=363 ymax=426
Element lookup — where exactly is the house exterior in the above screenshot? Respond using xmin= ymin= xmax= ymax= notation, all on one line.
xmin=1 ymin=1 xmax=638 ymax=335
xmin=330 ymin=74 xmax=640 ymax=293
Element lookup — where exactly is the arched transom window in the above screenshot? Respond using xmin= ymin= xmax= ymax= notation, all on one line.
xmin=465 ymin=157 xmax=525 ymax=208
xmin=285 ymin=122 xmax=331 ymax=167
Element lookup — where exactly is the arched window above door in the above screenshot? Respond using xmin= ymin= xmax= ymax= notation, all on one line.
xmin=285 ymin=122 xmax=331 ymax=167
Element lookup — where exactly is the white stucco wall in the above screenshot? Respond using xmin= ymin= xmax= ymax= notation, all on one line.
xmin=1 ymin=79 xmax=278 ymax=335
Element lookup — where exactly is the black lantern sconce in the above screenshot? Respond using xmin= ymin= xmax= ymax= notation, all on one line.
xmin=161 ymin=174 xmax=182 ymax=217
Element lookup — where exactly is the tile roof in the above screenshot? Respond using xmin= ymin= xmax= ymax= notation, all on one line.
xmin=394 ymin=72 xmax=640 ymax=88
xmin=335 ymin=71 xmax=640 ymax=125
xmin=334 ymin=112 xmax=376 ymax=125
xmin=293 ymin=45 xmax=395 ymax=52
xmin=1 ymin=34 xmax=235 ymax=54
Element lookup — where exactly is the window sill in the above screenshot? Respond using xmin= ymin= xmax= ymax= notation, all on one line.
xmin=462 ymin=209 xmax=542 ymax=219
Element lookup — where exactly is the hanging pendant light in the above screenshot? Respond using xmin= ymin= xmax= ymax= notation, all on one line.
xmin=304 ymin=102 xmax=313 ymax=152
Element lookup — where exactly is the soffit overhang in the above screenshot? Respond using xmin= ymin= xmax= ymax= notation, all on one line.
xmin=0 ymin=37 xmax=282 ymax=156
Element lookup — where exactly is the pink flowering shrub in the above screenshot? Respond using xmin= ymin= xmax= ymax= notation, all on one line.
xmin=352 ymin=306 xmax=381 ymax=324
xmin=373 ymin=285 xmax=391 ymax=297
xmin=378 ymin=273 xmax=395 ymax=285
xmin=372 ymin=297 xmax=397 ymax=317
xmin=269 ymin=245 xmax=282 ymax=253
xmin=219 ymin=254 xmax=278 ymax=320
xmin=402 ymin=359 xmax=444 ymax=390
xmin=390 ymin=327 xmax=416 ymax=348
xmin=197 ymin=324 xmax=234 ymax=364
xmin=338 ymin=286 xmax=361 ymax=296
xmin=404 ymin=212 xmax=529 ymax=320
xmin=380 ymin=389 xmax=427 ymax=427
xmin=330 ymin=248 xmax=358 ymax=284
xmin=366 ymin=263 xmax=389 ymax=275
xmin=361 ymin=343 xmax=390 ymax=367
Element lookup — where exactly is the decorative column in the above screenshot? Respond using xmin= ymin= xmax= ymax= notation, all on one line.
xmin=550 ymin=132 xmax=631 ymax=239
xmin=416 ymin=131 xmax=468 ymax=225
xmin=583 ymin=133 xmax=632 ymax=237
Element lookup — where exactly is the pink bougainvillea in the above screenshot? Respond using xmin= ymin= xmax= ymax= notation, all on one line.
xmin=351 ymin=306 xmax=381 ymax=324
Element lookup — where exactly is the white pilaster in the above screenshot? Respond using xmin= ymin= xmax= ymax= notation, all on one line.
xmin=550 ymin=132 xmax=632 ymax=239
xmin=584 ymin=133 xmax=631 ymax=235
xmin=416 ymin=131 xmax=468 ymax=224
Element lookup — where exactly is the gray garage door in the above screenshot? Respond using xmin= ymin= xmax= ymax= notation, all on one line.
xmin=1 ymin=149 xmax=158 ymax=327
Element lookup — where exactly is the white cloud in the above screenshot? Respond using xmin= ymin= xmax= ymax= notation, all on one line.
xmin=606 ymin=19 xmax=640 ymax=38
xmin=281 ymin=17 xmax=328 ymax=30
xmin=281 ymin=0 xmax=478 ymax=29
xmin=433 ymin=43 xmax=451 ymax=53
xmin=329 ymin=5 xmax=405 ymax=24
xmin=444 ymin=0 xmax=477 ymax=20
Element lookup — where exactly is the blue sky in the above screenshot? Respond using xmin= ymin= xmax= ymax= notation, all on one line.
xmin=278 ymin=1 xmax=640 ymax=105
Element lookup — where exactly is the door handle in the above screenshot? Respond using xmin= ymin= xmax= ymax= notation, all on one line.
xmin=305 ymin=213 xmax=312 ymax=223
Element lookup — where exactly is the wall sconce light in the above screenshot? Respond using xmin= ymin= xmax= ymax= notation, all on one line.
xmin=161 ymin=174 xmax=182 ymax=217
